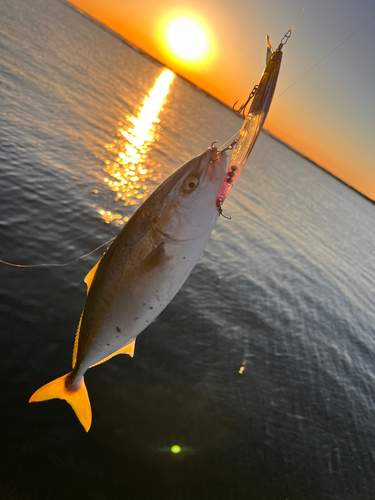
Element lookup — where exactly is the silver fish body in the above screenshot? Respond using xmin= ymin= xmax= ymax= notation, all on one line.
xmin=30 ymin=146 xmax=227 ymax=430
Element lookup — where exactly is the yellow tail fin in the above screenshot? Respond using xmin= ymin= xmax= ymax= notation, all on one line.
xmin=29 ymin=372 xmax=92 ymax=432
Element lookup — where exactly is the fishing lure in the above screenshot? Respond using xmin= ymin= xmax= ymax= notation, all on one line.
xmin=29 ymin=32 xmax=289 ymax=431
xmin=217 ymin=29 xmax=291 ymax=207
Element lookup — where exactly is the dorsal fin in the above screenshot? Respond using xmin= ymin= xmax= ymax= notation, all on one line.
xmin=84 ymin=258 xmax=101 ymax=292
xmin=72 ymin=311 xmax=83 ymax=369
xmin=72 ymin=259 xmax=102 ymax=369
xmin=89 ymin=339 xmax=136 ymax=368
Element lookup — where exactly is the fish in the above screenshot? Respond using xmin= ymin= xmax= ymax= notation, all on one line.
xmin=29 ymin=146 xmax=227 ymax=431
xmin=29 ymin=33 xmax=287 ymax=431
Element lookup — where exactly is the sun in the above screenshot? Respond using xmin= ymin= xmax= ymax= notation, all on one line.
xmin=166 ymin=18 xmax=208 ymax=61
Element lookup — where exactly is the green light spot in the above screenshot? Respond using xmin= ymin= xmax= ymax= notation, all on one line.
xmin=171 ymin=445 xmax=181 ymax=454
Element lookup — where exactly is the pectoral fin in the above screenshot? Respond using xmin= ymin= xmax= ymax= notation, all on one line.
xmin=138 ymin=243 xmax=167 ymax=275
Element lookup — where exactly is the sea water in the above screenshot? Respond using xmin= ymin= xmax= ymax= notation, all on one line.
xmin=1 ymin=0 xmax=375 ymax=498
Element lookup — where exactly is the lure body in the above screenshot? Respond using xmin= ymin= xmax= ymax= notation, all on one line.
xmin=217 ymin=36 xmax=283 ymax=206
xmin=30 ymin=147 xmax=227 ymax=431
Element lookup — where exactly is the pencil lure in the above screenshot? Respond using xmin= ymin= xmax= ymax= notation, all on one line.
xmin=30 ymin=147 xmax=227 ymax=431
xmin=217 ymin=31 xmax=290 ymax=207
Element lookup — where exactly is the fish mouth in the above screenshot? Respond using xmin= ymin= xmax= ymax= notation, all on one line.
xmin=203 ymin=147 xmax=227 ymax=183
xmin=197 ymin=147 xmax=218 ymax=174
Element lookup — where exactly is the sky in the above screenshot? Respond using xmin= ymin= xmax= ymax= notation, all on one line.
xmin=68 ymin=0 xmax=375 ymax=201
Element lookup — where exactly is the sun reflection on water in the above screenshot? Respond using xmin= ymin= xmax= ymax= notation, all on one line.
xmin=99 ymin=69 xmax=175 ymax=225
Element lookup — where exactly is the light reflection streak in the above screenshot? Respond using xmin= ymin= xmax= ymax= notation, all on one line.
xmin=99 ymin=69 xmax=175 ymax=225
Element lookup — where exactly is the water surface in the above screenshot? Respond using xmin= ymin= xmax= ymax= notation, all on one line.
xmin=1 ymin=0 xmax=375 ymax=499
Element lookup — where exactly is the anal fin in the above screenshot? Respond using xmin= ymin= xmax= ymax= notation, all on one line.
xmin=117 ymin=339 xmax=136 ymax=358
xmin=89 ymin=338 xmax=136 ymax=368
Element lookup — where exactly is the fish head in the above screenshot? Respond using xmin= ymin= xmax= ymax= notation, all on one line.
xmin=154 ymin=147 xmax=227 ymax=241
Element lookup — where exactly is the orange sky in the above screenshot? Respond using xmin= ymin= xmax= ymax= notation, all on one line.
xmin=68 ymin=0 xmax=375 ymax=201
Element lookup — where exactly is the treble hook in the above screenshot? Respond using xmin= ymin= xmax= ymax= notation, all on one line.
xmin=232 ymin=85 xmax=259 ymax=117
xmin=217 ymin=206 xmax=231 ymax=220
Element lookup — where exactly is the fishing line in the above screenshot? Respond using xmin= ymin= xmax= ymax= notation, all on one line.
xmin=4 ymin=6 xmax=372 ymax=269
xmin=0 ymin=236 xmax=115 ymax=268
xmin=292 ymin=0 xmax=311 ymax=28
xmin=224 ymin=8 xmax=374 ymax=149
xmin=275 ymin=14 xmax=375 ymax=100
xmin=219 ymin=132 xmax=240 ymax=151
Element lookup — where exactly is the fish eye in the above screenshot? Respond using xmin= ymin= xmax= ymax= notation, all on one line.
xmin=182 ymin=176 xmax=199 ymax=193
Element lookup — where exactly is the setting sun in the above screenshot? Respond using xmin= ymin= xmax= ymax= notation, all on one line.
xmin=166 ymin=18 xmax=208 ymax=60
